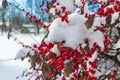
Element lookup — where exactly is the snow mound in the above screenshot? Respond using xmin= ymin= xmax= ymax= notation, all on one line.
xmin=45 ymin=13 xmax=88 ymax=49
xmin=15 ymin=47 xmax=34 ymax=59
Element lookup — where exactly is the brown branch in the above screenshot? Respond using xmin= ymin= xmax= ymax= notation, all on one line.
xmin=110 ymin=19 xmax=120 ymax=27
xmin=81 ymin=4 xmax=85 ymax=15
xmin=102 ymin=52 xmax=120 ymax=66
xmin=40 ymin=0 xmax=44 ymax=8
xmin=47 ymin=0 xmax=56 ymax=10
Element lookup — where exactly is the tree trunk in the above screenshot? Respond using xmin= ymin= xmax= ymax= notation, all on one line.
xmin=1 ymin=11 xmax=5 ymax=35
xmin=36 ymin=24 xmax=39 ymax=35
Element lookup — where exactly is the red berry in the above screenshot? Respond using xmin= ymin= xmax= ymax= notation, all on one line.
xmin=57 ymin=57 xmax=64 ymax=61
xmin=90 ymin=48 xmax=95 ymax=54
xmin=62 ymin=76 xmax=66 ymax=80
xmin=33 ymin=44 xmax=37 ymax=48
xmin=113 ymin=70 xmax=118 ymax=74
xmin=73 ymin=73 xmax=77 ymax=79
xmin=70 ymin=77 xmax=74 ymax=80
xmin=72 ymin=58 xmax=78 ymax=65
xmin=103 ymin=48 xmax=108 ymax=53
xmin=65 ymin=55 xmax=70 ymax=60
xmin=41 ymin=41 xmax=47 ymax=46
xmin=32 ymin=15 xmax=36 ymax=18
xmin=49 ymin=61 xmax=55 ymax=66
xmin=109 ymin=73 xmax=115 ymax=78
xmin=22 ymin=8 xmax=24 ymax=11
xmin=89 ymin=69 xmax=96 ymax=74
xmin=50 ymin=69 xmax=54 ymax=75
xmin=47 ymin=43 xmax=54 ymax=49
xmin=61 ymin=6 xmax=66 ymax=13
xmin=45 ymin=8 xmax=49 ymax=13
xmin=62 ymin=51 xmax=68 ymax=57
xmin=26 ymin=12 xmax=29 ymax=16
xmin=58 ymin=61 xmax=64 ymax=65
xmin=57 ymin=65 xmax=63 ymax=71
xmin=56 ymin=3 xmax=59 ymax=5
xmin=109 ymin=0 xmax=114 ymax=2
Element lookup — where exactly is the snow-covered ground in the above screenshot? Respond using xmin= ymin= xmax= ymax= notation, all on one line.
xmin=0 ymin=33 xmax=45 ymax=80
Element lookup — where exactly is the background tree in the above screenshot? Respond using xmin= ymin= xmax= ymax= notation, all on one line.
xmin=25 ymin=0 xmax=49 ymax=34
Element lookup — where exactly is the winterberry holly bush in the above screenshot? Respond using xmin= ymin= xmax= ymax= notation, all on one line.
xmin=15 ymin=0 xmax=120 ymax=80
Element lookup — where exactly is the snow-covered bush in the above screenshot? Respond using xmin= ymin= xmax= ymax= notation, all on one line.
xmin=14 ymin=0 xmax=120 ymax=80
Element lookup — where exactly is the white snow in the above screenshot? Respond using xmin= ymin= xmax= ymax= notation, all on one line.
xmin=92 ymin=16 xmax=106 ymax=27
xmin=45 ymin=13 xmax=88 ymax=49
xmin=15 ymin=47 xmax=34 ymax=59
xmin=56 ymin=0 xmax=74 ymax=12
xmin=98 ymin=0 xmax=108 ymax=3
xmin=0 ymin=33 xmax=45 ymax=80
xmin=117 ymin=55 xmax=120 ymax=62
xmin=114 ymin=39 xmax=120 ymax=49
xmin=0 ymin=34 xmax=29 ymax=80
xmin=75 ymin=0 xmax=84 ymax=7
xmin=87 ymin=28 xmax=104 ymax=48
xmin=49 ymin=8 xmax=56 ymax=15
xmin=111 ymin=12 xmax=119 ymax=24
xmin=45 ymin=12 xmax=105 ymax=49
xmin=50 ymin=44 xmax=60 ymax=56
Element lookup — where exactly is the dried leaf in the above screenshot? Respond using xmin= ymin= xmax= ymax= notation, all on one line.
xmin=79 ymin=72 xmax=86 ymax=80
xmin=84 ymin=45 xmax=90 ymax=53
xmin=45 ymin=52 xmax=56 ymax=59
xmin=63 ymin=62 xmax=72 ymax=77
xmin=57 ymin=42 xmax=63 ymax=51
xmin=29 ymin=54 xmax=41 ymax=69
xmin=41 ymin=63 xmax=51 ymax=79
xmin=84 ymin=15 xmax=95 ymax=29
xmin=47 ymin=0 xmax=56 ymax=10
xmin=106 ymin=14 xmax=112 ymax=25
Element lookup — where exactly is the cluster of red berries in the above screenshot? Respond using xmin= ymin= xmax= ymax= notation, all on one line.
xmin=97 ymin=1 xmax=120 ymax=16
xmin=33 ymin=39 xmax=102 ymax=80
xmin=21 ymin=6 xmax=50 ymax=28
